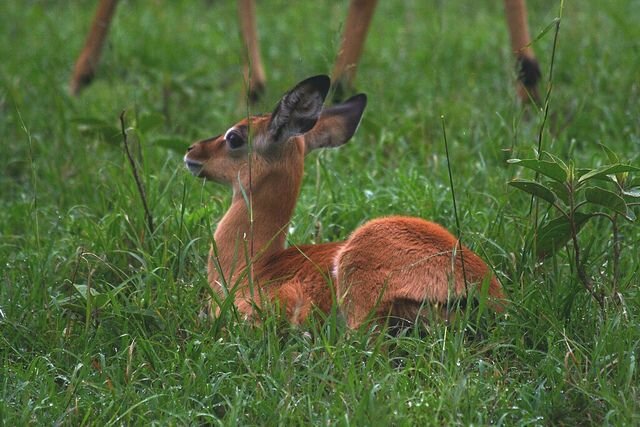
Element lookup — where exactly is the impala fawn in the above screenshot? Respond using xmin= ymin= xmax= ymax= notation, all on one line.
xmin=71 ymin=0 xmax=539 ymax=103
xmin=184 ymin=75 xmax=505 ymax=328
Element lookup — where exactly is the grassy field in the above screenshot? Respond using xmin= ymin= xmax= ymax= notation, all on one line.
xmin=2 ymin=0 xmax=639 ymax=424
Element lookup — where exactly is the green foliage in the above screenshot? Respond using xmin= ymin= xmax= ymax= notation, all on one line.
xmin=509 ymin=151 xmax=639 ymax=257
xmin=1 ymin=0 xmax=639 ymax=425
xmin=509 ymin=148 xmax=638 ymax=308
xmin=535 ymin=211 xmax=593 ymax=258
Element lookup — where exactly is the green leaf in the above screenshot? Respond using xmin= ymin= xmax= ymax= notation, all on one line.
xmin=544 ymin=151 xmax=569 ymax=172
xmin=585 ymin=187 xmax=636 ymax=221
xmin=575 ymin=168 xmax=596 ymax=180
xmin=509 ymin=179 xmax=557 ymax=204
xmin=507 ymin=158 xmax=568 ymax=183
xmin=73 ymin=284 xmax=110 ymax=308
xmin=578 ymin=164 xmax=640 ymax=183
xmin=152 ymin=137 xmax=188 ymax=153
xmin=547 ymin=181 xmax=569 ymax=205
xmin=536 ymin=212 xmax=593 ymax=258
xmin=532 ymin=17 xmax=560 ymax=44
xmin=622 ymin=187 xmax=640 ymax=198
xmin=598 ymin=143 xmax=619 ymax=164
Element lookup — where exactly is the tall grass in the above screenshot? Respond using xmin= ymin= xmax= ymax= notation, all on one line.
xmin=1 ymin=0 xmax=639 ymax=424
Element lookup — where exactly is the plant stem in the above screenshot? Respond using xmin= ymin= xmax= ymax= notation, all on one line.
xmin=568 ymin=180 xmax=604 ymax=310
xmin=612 ymin=213 xmax=621 ymax=295
xmin=119 ymin=110 xmax=154 ymax=235
xmin=531 ymin=3 xmax=563 ymax=252
xmin=441 ymin=116 xmax=469 ymax=294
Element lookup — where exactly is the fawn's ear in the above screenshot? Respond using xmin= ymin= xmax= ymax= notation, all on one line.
xmin=304 ymin=94 xmax=367 ymax=154
xmin=268 ymin=75 xmax=331 ymax=145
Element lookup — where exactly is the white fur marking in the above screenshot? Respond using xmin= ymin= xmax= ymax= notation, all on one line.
xmin=224 ymin=127 xmax=237 ymax=140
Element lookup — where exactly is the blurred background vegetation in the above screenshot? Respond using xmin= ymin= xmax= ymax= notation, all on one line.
xmin=1 ymin=0 xmax=638 ymax=424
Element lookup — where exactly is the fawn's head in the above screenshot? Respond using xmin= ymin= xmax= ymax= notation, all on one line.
xmin=184 ymin=75 xmax=367 ymax=192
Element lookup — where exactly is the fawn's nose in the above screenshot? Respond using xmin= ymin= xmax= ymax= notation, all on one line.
xmin=186 ymin=144 xmax=195 ymax=152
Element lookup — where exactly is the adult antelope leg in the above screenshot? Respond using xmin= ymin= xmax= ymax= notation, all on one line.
xmin=504 ymin=0 xmax=541 ymax=104
xmin=69 ymin=0 xmax=266 ymax=99
xmin=70 ymin=0 xmax=539 ymax=104
xmin=331 ymin=0 xmax=378 ymax=101
xmin=237 ymin=0 xmax=266 ymax=102
xmin=69 ymin=0 xmax=119 ymax=95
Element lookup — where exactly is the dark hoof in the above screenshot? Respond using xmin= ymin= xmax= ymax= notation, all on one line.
xmin=331 ymin=79 xmax=356 ymax=104
xmin=516 ymin=55 xmax=542 ymax=105
xmin=247 ymin=81 xmax=266 ymax=104
xmin=69 ymin=71 xmax=95 ymax=96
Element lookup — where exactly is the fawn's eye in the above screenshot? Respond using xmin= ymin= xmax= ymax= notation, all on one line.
xmin=225 ymin=130 xmax=245 ymax=150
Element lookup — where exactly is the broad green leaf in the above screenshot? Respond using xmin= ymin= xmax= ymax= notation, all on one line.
xmin=547 ymin=181 xmax=569 ymax=205
xmin=598 ymin=143 xmax=619 ymax=164
xmin=544 ymin=151 xmax=569 ymax=171
xmin=576 ymin=168 xmax=597 ymax=180
xmin=153 ymin=137 xmax=188 ymax=153
xmin=536 ymin=212 xmax=593 ymax=258
xmin=509 ymin=179 xmax=557 ymax=204
xmin=584 ymin=186 xmax=627 ymax=213
xmin=622 ymin=187 xmax=640 ymax=198
xmin=507 ymin=158 xmax=568 ymax=183
xmin=578 ymin=164 xmax=640 ymax=183
xmin=585 ymin=187 xmax=636 ymax=221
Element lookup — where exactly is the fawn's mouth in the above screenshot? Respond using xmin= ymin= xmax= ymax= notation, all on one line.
xmin=184 ymin=156 xmax=203 ymax=176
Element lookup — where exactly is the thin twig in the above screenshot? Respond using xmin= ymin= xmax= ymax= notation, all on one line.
xmin=441 ymin=116 xmax=469 ymax=295
xmin=535 ymin=14 xmax=562 ymax=159
xmin=18 ymin=109 xmax=41 ymax=252
xmin=568 ymin=181 xmax=605 ymax=310
xmin=611 ymin=212 xmax=621 ymax=295
xmin=531 ymin=5 xmax=563 ymax=221
xmin=119 ymin=110 xmax=154 ymax=234
xmin=570 ymin=218 xmax=605 ymax=310
xmin=69 ymin=246 xmax=85 ymax=288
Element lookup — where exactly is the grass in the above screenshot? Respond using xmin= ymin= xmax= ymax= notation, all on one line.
xmin=1 ymin=0 xmax=639 ymax=424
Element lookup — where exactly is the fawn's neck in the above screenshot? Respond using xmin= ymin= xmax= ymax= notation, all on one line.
xmin=209 ymin=164 xmax=304 ymax=289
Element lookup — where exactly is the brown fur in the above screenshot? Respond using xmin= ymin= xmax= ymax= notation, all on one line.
xmin=335 ymin=216 xmax=504 ymax=329
xmin=504 ymin=0 xmax=541 ymax=104
xmin=185 ymin=76 xmax=505 ymax=329
xmin=69 ymin=0 xmax=118 ymax=95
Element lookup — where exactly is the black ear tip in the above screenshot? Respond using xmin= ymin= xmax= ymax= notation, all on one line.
xmin=342 ymin=93 xmax=368 ymax=111
xmin=351 ymin=93 xmax=367 ymax=108
xmin=298 ymin=75 xmax=331 ymax=99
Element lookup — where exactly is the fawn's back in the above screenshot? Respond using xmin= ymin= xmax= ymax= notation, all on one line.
xmin=184 ymin=75 xmax=504 ymax=328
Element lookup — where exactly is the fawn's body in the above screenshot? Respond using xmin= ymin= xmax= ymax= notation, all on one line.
xmin=185 ymin=75 xmax=504 ymax=328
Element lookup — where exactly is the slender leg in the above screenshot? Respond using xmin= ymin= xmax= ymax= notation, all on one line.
xmin=504 ymin=0 xmax=541 ymax=104
xmin=331 ymin=0 xmax=378 ymax=101
xmin=70 ymin=0 xmax=119 ymax=95
xmin=237 ymin=0 xmax=266 ymax=103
